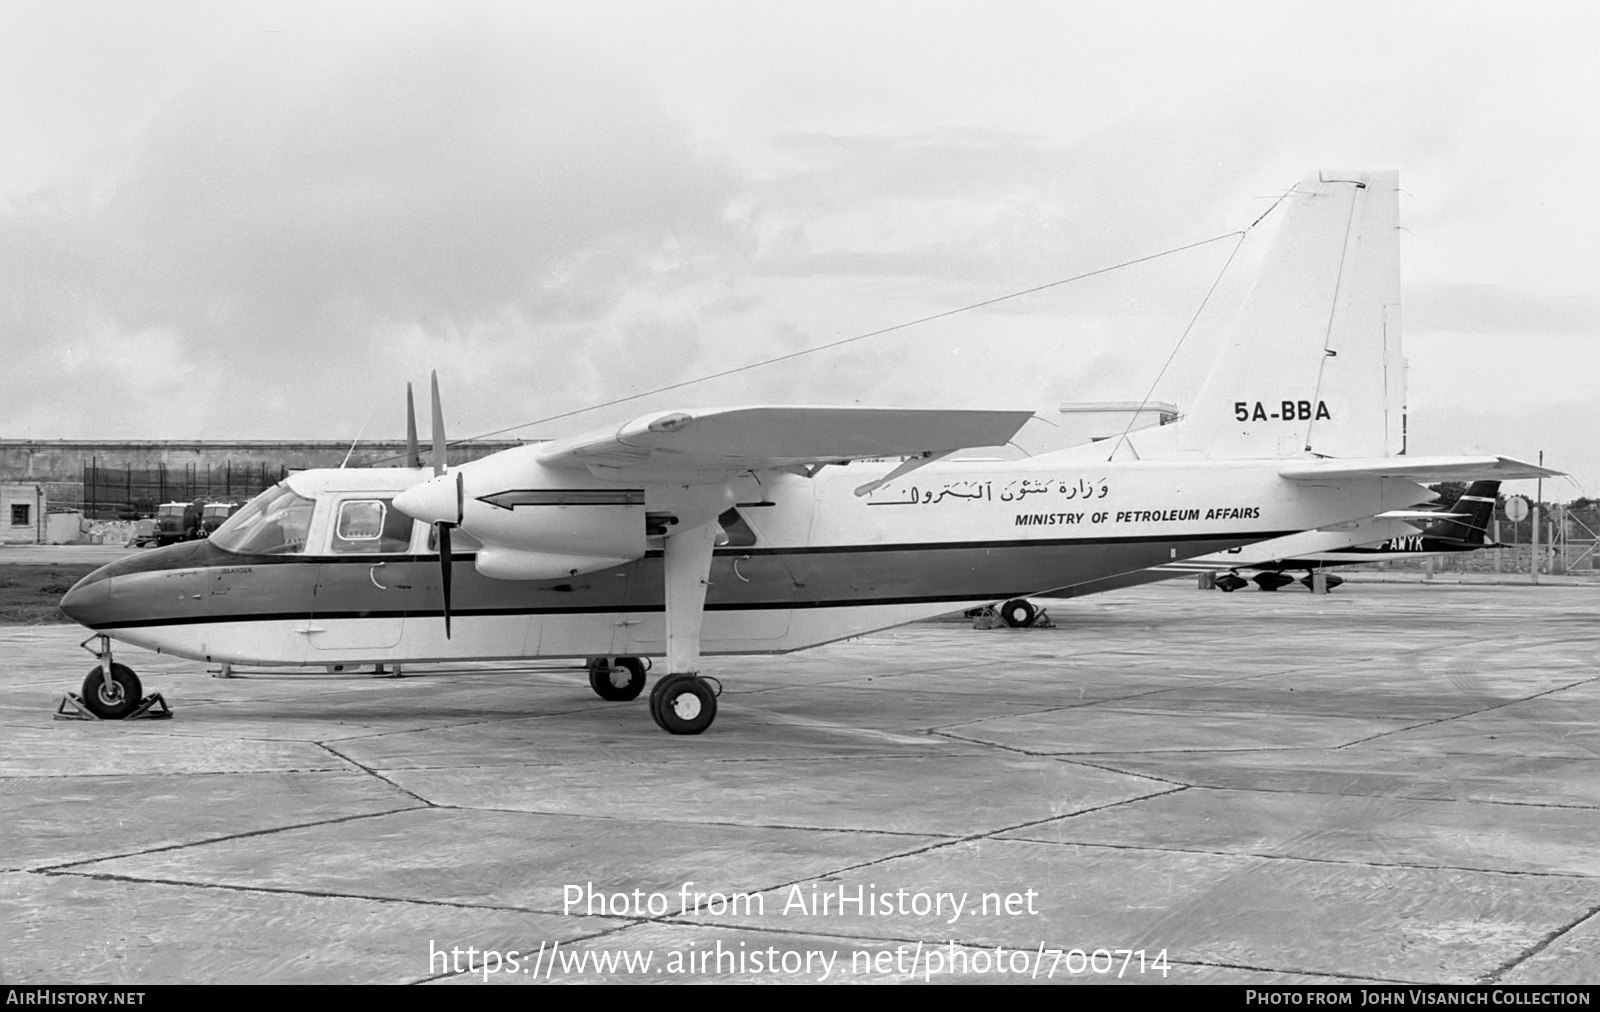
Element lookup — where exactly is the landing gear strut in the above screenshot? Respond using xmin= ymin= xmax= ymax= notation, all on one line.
xmin=587 ymin=656 xmax=648 ymax=701
xmin=647 ymin=520 xmax=724 ymax=734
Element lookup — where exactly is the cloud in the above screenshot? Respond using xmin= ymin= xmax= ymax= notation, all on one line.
xmin=0 ymin=11 xmax=744 ymax=437
xmin=1404 ymin=283 xmax=1598 ymax=336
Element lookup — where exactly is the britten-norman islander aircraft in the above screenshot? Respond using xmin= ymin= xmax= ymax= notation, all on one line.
xmin=59 ymin=170 xmax=1558 ymax=733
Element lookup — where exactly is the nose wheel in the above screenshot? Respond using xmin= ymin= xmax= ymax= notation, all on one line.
xmin=80 ymin=663 xmax=142 ymax=719
xmin=57 ymin=636 xmax=170 ymax=721
xmin=648 ymin=674 xmax=719 ymax=734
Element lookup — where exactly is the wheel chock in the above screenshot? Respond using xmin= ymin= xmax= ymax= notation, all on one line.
xmin=53 ymin=693 xmax=98 ymax=721
xmin=53 ymin=692 xmax=173 ymax=721
xmin=973 ymin=605 xmax=1055 ymax=630
xmin=127 ymin=693 xmax=172 ymax=719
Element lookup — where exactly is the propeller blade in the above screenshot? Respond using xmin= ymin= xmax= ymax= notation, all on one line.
xmin=405 ymin=383 xmax=420 ymax=469
xmin=430 ymin=370 xmax=447 ymax=477
xmin=438 ymin=523 xmax=453 ymax=639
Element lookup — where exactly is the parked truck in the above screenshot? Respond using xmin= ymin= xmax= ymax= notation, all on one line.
xmin=200 ymin=501 xmax=244 ymax=536
xmin=152 ymin=499 xmax=206 ymax=546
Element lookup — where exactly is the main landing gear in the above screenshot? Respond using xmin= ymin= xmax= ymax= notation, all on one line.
xmin=590 ymin=514 xmax=732 ymax=735
xmin=645 ymin=518 xmax=726 ymax=735
xmin=586 ymin=656 xmax=722 ymax=734
xmin=1212 ymin=570 xmax=1342 ymax=592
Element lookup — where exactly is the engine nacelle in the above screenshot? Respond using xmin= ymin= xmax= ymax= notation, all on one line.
xmin=419 ymin=451 xmax=649 ymax=575
xmin=475 ymin=545 xmax=634 ymax=581
xmin=468 ymin=499 xmax=645 ymax=556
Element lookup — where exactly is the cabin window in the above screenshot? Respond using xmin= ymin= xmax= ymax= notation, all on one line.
xmin=209 ymin=484 xmax=317 ymax=555
xmin=331 ymin=499 xmax=414 ymax=554
xmin=11 ymin=504 xmax=29 ymax=526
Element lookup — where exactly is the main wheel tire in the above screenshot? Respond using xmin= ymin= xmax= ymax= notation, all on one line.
xmin=1253 ymin=571 xmax=1294 ymax=592
xmin=649 ymin=675 xmax=717 ymax=735
xmin=588 ymin=657 xmax=646 ymax=701
xmin=80 ymin=664 xmax=142 ymax=720
xmin=647 ymin=673 xmax=673 ymax=724
xmin=1215 ymin=573 xmax=1247 ymax=593
xmin=999 ymin=598 xmax=1037 ymax=628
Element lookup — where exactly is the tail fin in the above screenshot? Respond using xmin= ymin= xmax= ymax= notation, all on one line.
xmin=1422 ymin=480 xmax=1500 ymax=545
xmin=1168 ymin=170 xmax=1403 ymax=459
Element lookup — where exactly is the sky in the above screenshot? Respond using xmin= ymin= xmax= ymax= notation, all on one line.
xmin=1 ymin=0 xmax=1595 ymax=500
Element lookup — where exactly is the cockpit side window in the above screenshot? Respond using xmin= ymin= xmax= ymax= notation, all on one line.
xmin=331 ymin=499 xmax=414 ymax=554
xmin=209 ymin=484 xmax=316 ymax=555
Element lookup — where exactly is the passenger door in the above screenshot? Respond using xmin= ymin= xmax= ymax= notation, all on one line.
xmin=310 ymin=497 xmax=414 ymax=652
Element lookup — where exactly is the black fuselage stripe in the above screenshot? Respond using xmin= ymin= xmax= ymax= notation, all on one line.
xmin=71 ymin=530 xmax=1305 ymax=633
xmin=128 ymin=529 xmax=1305 ymax=569
xmin=92 ymin=594 xmax=1038 ymax=630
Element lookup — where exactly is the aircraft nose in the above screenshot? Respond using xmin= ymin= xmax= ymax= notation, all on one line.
xmin=394 ymin=470 xmax=463 ymax=526
xmin=59 ymin=569 xmax=115 ymax=628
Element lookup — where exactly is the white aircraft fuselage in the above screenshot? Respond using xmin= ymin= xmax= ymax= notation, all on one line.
xmin=58 ymin=455 xmax=1421 ymax=668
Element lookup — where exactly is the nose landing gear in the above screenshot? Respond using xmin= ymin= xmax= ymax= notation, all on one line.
xmin=55 ymin=635 xmax=171 ymax=721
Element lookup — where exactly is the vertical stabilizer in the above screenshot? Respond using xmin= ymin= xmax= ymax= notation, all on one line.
xmin=1170 ymin=170 xmax=1403 ymax=459
xmin=1423 ymin=480 xmax=1500 ymax=545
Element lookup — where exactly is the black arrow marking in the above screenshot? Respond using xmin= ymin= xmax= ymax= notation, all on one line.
xmin=479 ymin=489 xmax=647 ymax=510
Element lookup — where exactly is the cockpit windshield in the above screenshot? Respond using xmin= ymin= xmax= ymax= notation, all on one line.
xmin=209 ymin=483 xmax=316 ymax=555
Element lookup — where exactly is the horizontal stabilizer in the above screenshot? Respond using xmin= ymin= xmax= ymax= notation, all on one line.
xmin=537 ymin=406 xmax=1034 ymax=478
xmin=1280 ymin=456 xmax=1560 ymax=482
xmin=1375 ymin=510 xmax=1466 ymax=520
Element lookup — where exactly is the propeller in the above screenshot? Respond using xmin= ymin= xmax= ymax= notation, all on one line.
xmin=405 ymin=383 xmax=421 ymax=469
xmin=393 ymin=372 xmax=467 ymax=638
xmin=431 ymin=372 xmax=465 ymax=638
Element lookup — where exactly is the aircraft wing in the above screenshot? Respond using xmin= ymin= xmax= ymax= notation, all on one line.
xmin=534 ymin=406 xmax=1035 ymax=480
xmin=1279 ymin=456 xmax=1560 ymax=482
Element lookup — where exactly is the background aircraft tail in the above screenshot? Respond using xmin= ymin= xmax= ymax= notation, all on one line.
xmin=1135 ymin=170 xmax=1404 ymax=461
xmin=1420 ymin=480 xmax=1500 ymax=545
